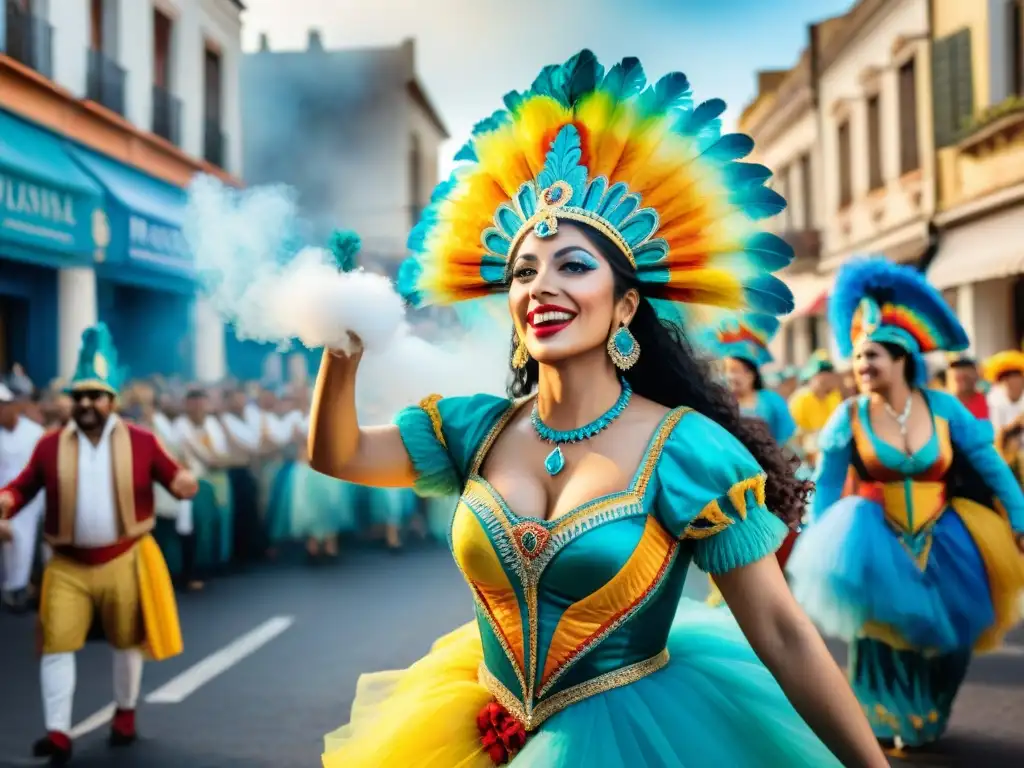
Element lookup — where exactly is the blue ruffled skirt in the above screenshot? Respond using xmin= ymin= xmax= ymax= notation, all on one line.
xmin=321 ymin=598 xmax=840 ymax=767
xmin=787 ymin=495 xmax=1024 ymax=745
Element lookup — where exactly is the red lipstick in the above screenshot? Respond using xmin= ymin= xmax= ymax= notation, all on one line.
xmin=527 ymin=304 xmax=577 ymax=338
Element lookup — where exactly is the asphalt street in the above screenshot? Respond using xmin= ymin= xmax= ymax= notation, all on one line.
xmin=0 ymin=546 xmax=1022 ymax=768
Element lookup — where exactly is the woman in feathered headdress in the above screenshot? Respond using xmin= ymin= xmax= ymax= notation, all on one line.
xmin=699 ymin=313 xmax=795 ymax=446
xmin=786 ymin=257 xmax=1024 ymax=757
xmin=309 ymin=51 xmax=885 ymax=767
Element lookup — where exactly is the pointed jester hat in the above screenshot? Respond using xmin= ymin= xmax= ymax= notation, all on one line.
xmin=397 ymin=50 xmax=795 ymax=338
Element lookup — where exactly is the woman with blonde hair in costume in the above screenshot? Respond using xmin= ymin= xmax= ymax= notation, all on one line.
xmin=786 ymin=257 xmax=1024 ymax=757
xmin=310 ymin=51 xmax=886 ymax=767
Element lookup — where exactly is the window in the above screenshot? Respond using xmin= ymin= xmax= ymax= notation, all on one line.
xmin=153 ymin=10 xmax=173 ymax=88
xmin=204 ymin=45 xmax=222 ymax=125
xmin=932 ymin=29 xmax=974 ymax=147
xmin=90 ymin=0 xmax=103 ymax=51
xmin=898 ymin=58 xmax=920 ymax=173
xmin=837 ymin=119 xmax=852 ymax=208
xmin=410 ymin=133 xmax=423 ymax=227
xmin=1011 ymin=0 xmax=1024 ymax=97
xmin=799 ymin=152 xmax=813 ymax=229
xmin=866 ymin=94 xmax=883 ymax=190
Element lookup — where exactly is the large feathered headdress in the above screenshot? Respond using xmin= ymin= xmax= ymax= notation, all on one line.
xmin=397 ymin=50 xmax=795 ymax=337
xmin=830 ymin=257 xmax=967 ymax=386
xmin=697 ymin=312 xmax=779 ymax=368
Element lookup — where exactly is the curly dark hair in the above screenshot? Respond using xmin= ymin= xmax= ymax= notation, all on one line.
xmin=879 ymin=342 xmax=918 ymax=387
xmin=508 ymin=223 xmax=809 ymax=527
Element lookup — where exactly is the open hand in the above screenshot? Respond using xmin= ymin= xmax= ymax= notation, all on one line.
xmin=0 ymin=491 xmax=13 ymax=520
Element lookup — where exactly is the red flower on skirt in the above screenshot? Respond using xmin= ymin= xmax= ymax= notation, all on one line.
xmin=476 ymin=700 xmax=528 ymax=764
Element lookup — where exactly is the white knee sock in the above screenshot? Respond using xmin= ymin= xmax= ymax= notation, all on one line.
xmin=112 ymin=648 xmax=144 ymax=710
xmin=41 ymin=653 xmax=76 ymax=733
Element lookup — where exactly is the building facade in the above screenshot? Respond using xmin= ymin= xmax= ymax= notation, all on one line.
xmin=739 ymin=49 xmax=830 ymax=370
xmin=235 ymin=30 xmax=448 ymax=381
xmin=816 ymin=0 xmax=935 ymax=279
xmin=0 ymin=0 xmax=242 ymax=386
xmin=926 ymin=0 xmax=1024 ymax=358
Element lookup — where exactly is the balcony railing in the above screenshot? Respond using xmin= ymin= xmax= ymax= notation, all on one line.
xmin=152 ymin=84 xmax=182 ymax=146
xmin=86 ymin=49 xmax=127 ymax=117
xmin=4 ymin=4 xmax=53 ymax=79
xmin=203 ymin=119 xmax=226 ymax=168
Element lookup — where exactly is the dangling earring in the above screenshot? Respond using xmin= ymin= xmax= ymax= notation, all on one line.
xmin=512 ymin=333 xmax=529 ymax=369
xmin=607 ymin=324 xmax=640 ymax=370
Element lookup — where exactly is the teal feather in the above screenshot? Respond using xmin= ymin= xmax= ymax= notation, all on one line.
xmin=397 ymin=259 xmax=423 ymax=306
xmin=743 ymin=232 xmax=794 ymax=271
xmin=638 ymin=72 xmax=692 ymax=116
xmin=328 ymin=229 xmax=361 ymax=272
xmin=530 ymin=64 xmax=562 ymax=101
xmin=723 ymin=162 xmax=772 ymax=188
xmin=559 ymin=49 xmax=605 ymax=105
xmin=678 ymin=98 xmax=725 ymax=143
xmin=503 ymin=90 xmax=525 ymax=113
xmin=482 ymin=228 xmax=510 ymax=256
xmin=632 ymin=239 xmax=670 ymax=266
xmin=731 ymin=186 xmax=787 ymax=220
xmin=742 ymin=274 xmax=795 ymax=316
xmin=597 ymin=182 xmax=629 ymax=217
xmin=700 ymin=134 xmax=755 ymax=163
xmin=453 ymin=142 xmax=476 ymax=162
xmin=581 ymin=177 xmax=607 ymax=210
xmin=495 ymin=204 xmax=524 ymax=237
xmin=536 ymin=125 xmax=587 ymax=201
xmin=606 ymin=196 xmax=640 ymax=226
xmin=619 ymin=210 xmax=659 ymax=246
xmin=600 ymin=57 xmax=646 ymax=100
xmin=515 ymin=185 xmax=536 ymax=218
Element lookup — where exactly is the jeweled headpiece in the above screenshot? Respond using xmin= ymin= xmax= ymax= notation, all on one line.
xmin=830 ymin=257 xmax=967 ymax=386
xmin=397 ymin=50 xmax=795 ymax=337
xmin=699 ymin=313 xmax=779 ymax=368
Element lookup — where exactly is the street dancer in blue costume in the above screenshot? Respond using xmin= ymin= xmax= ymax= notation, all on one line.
xmin=787 ymin=256 xmax=1024 ymax=757
xmin=700 ymin=313 xmax=796 ymax=445
xmin=307 ymin=50 xmax=886 ymax=768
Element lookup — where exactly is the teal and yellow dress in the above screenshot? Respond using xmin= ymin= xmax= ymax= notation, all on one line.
xmin=787 ymin=390 xmax=1024 ymax=746
xmin=322 ymin=394 xmax=840 ymax=767
xmin=742 ymin=389 xmax=796 ymax=446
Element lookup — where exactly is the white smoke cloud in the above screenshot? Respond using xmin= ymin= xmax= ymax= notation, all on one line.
xmin=184 ymin=175 xmax=509 ymax=419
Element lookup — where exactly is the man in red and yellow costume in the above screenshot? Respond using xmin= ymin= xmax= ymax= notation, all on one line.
xmin=0 ymin=324 xmax=198 ymax=765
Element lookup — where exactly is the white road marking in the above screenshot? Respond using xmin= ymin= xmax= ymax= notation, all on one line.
xmin=145 ymin=616 xmax=294 ymax=704
xmin=69 ymin=702 xmax=116 ymax=739
xmin=65 ymin=616 xmax=295 ymax=739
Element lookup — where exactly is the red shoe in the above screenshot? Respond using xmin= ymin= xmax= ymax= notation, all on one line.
xmin=32 ymin=731 xmax=72 ymax=765
xmin=108 ymin=708 xmax=137 ymax=747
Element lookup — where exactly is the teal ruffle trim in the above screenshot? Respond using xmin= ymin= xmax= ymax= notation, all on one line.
xmin=394 ymin=405 xmax=461 ymax=498
xmin=694 ymin=492 xmax=788 ymax=575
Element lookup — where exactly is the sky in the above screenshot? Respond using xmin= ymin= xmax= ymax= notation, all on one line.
xmin=240 ymin=0 xmax=856 ymax=173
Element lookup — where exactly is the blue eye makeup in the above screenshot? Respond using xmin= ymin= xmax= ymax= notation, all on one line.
xmin=563 ymin=250 xmax=600 ymax=271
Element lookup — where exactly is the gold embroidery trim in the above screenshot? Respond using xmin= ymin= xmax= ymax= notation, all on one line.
xmin=417 ymin=394 xmax=447 ymax=449
xmin=478 ymin=648 xmax=670 ymax=731
xmin=726 ymin=473 xmax=767 ymax=520
xmin=683 ymin=499 xmax=733 ymax=540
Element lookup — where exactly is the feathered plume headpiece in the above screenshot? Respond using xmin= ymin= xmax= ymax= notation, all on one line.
xmin=397 ymin=49 xmax=795 ymax=338
xmin=829 ymin=257 xmax=967 ymax=386
xmin=697 ymin=312 xmax=779 ymax=368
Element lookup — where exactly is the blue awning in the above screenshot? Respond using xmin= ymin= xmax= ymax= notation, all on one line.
xmin=0 ymin=109 xmax=105 ymax=266
xmin=67 ymin=144 xmax=194 ymax=284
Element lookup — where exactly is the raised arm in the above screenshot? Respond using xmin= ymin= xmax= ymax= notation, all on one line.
xmin=308 ymin=346 xmax=417 ymax=488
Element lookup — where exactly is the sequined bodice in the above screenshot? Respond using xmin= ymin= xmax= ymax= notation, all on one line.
xmin=449 ymin=408 xmax=690 ymax=730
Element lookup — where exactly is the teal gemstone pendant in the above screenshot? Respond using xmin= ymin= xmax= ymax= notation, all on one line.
xmin=544 ymin=446 xmax=566 ymax=476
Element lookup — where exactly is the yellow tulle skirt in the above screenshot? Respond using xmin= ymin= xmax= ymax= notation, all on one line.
xmin=323 ymin=621 xmax=493 ymax=768
xmin=322 ymin=601 xmax=845 ymax=767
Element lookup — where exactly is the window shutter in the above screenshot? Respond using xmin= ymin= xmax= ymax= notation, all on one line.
xmin=932 ymin=34 xmax=955 ymax=147
xmin=951 ymin=28 xmax=974 ymax=136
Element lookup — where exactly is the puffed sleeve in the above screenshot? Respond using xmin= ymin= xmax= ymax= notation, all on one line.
xmin=932 ymin=390 xmax=1024 ymax=532
xmin=654 ymin=410 xmax=789 ymax=574
xmin=393 ymin=393 xmax=511 ymax=498
xmin=811 ymin=399 xmax=856 ymax=520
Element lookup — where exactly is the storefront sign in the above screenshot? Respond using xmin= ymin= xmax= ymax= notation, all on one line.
xmin=127 ymin=214 xmax=191 ymax=269
xmin=0 ymin=171 xmax=98 ymax=254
